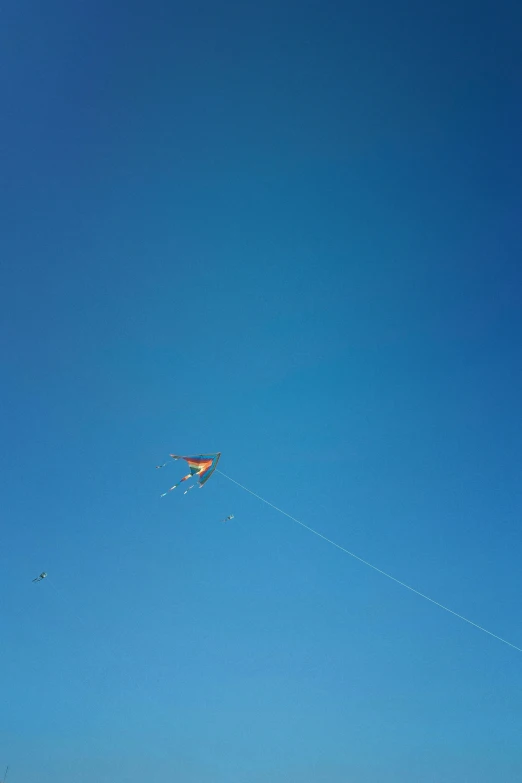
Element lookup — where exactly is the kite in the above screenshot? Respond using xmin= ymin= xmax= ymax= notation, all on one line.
xmin=157 ymin=453 xmax=221 ymax=497
xmin=221 ymin=514 xmax=234 ymax=523
xmin=32 ymin=572 xmax=47 ymax=583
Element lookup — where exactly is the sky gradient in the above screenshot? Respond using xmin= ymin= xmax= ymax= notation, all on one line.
xmin=2 ymin=0 xmax=522 ymax=780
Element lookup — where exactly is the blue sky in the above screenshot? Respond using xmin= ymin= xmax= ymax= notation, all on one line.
xmin=1 ymin=0 xmax=522 ymax=780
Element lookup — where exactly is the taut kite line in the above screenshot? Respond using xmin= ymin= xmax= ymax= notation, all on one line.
xmin=153 ymin=450 xmax=520 ymax=653
xmin=216 ymin=469 xmax=522 ymax=654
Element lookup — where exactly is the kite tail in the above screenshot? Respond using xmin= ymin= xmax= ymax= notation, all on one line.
xmin=160 ymin=472 xmax=192 ymax=497
xmin=155 ymin=455 xmax=181 ymax=469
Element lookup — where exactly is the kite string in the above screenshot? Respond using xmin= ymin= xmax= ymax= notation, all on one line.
xmin=216 ymin=469 xmax=522 ymax=654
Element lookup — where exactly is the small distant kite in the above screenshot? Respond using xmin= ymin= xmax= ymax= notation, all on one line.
xmin=32 ymin=572 xmax=47 ymax=583
xmin=221 ymin=515 xmax=234 ymax=523
xmin=156 ymin=453 xmax=221 ymax=497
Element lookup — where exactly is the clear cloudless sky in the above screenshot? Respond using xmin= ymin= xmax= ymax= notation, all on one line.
xmin=1 ymin=1 xmax=522 ymax=781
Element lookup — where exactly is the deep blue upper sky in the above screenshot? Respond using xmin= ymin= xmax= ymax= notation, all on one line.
xmin=2 ymin=1 xmax=522 ymax=781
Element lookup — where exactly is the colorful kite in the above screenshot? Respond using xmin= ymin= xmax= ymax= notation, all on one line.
xmin=32 ymin=572 xmax=47 ymax=583
xmin=157 ymin=453 xmax=221 ymax=497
